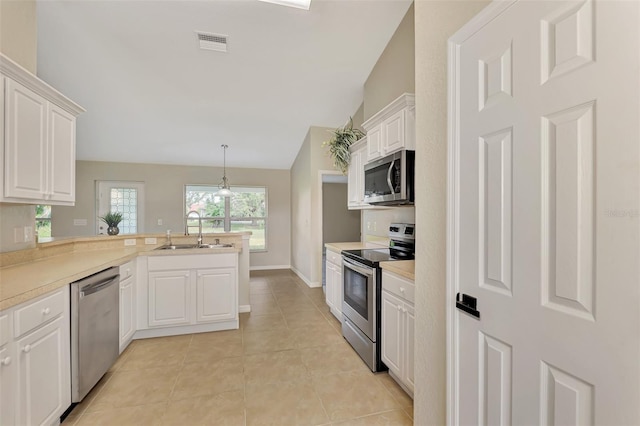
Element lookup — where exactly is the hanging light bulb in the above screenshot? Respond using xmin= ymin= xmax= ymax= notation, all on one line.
xmin=215 ymin=144 xmax=232 ymax=197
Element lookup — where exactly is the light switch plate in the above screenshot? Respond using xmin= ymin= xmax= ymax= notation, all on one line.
xmin=74 ymin=219 xmax=87 ymax=226
xmin=124 ymin=239 xmax=136 ymax=246
xmin=24 ymin=226 xmax=33 ymax=242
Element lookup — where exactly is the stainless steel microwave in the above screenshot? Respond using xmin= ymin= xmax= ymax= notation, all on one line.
xmin=364 ymin=149 xmax=415 ymax=205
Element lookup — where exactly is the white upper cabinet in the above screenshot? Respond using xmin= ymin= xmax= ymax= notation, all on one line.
xmin=362 ymin=93 xmax=415 ymax=163
xmin=347 ymin=138 xmax=367 ymax=209
xmin=0 ymin=54 xmax=85 ymax=206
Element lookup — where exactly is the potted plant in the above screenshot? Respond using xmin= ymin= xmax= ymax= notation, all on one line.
xmin=100 ymin=211 xmax=124 ymax=235
xmin=323 ymin=117 xmax=365 ymax=174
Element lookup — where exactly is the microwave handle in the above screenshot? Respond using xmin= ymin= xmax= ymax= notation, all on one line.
xmin=387 ymin=160 xmax=395 ymax=194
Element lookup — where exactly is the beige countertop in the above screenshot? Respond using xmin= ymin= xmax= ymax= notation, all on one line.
xmin=380 ymin=260 xmax=415 ymax=281
xmin=324 ymin=242 xmax=386 ymax=252
xmin=0 ymin=241 xmax=241 ymax=311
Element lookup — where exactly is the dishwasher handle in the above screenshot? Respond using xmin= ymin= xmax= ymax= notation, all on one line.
xmin=81 ymin=276 xmax=119 ymax=297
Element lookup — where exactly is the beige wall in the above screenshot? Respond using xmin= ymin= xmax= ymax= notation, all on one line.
xmin=363 ymin=3 xmax=415 ymax=122
xmin=413 ymin=1 xmax=489 ymax=424
xmin=0 ymin=0 xmax=38 ymax=254
xmin=0 ymin=0 xmax=37 ymax=73
xmin=52 ymin=161 xmax=291 ymax=269
xmin=322 ymin=183 xmax=360 ymax=245
xmin=362 ymin=207 xmax=415 ymax=245
xmin=290 ymin=126 xmax=339 ymax=286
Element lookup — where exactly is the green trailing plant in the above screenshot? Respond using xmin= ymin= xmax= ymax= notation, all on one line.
xmin=99 ymin=211 xmax=124 ymax=227
xmin=322 ymin=117 xmax=365 ymax=174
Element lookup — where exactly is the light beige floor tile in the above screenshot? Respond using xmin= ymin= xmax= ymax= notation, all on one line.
xmin=323 ymin=311 xmax=343 ymax=332
xmin=191 ymin=328 xmax=242 ymax=344
xmin=108 ymin=345 xmax=134 ymax=373
xmin=300 ymin=342 xmax=369 ymax=376
xmin=403 ymin=406 xmax=414 ymax=420
xmin=70 ymin=372 xmax=114 ymax=415
xmin=160 ymin=391 xmax=245 ymax=426
xmin=284 ymin=309 xmax=330 ymax=329
xmin=245 ymin=379 xmax=329 ymax=426
xmin=171 ymin=357 xmax=244 ymax=401
xmin=249 ymin=300 xmax=282 ymax=315
xmin=61 ymin=413 xmax=80 ymax=425
xmin=86 ymin=368 xmax=178 ymax=412
xmin=331 ymin=409 xmax=413 ymax=426
xmin=120 ymin=341 xmax=189 ymax=371
xmin=243 ymin=328 xmax=296 ymax=354
xmin=313 ymin=371 xmax=400 ymax=422
xmin=184 ymin=338 xmax=243 ymax=363
xmin=77 ymin=402 xmax=166 ymax=426
xmin=130 ymin=334 xmax=193 ymax=349
xmin=241 ymin=312 xmax=287 ymax=332
xmin=291 ymin=323 xmax=343 ymax=349
xmin=249 ymin=293 xmax=277 ymax=304
xmin=376 ymin=373 xmax=414 ymax=409
xmin=243 ymin=349 xmax=310 ymax=384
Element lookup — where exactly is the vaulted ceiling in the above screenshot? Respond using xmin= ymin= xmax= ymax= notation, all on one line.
xmin=36 ymin=0 xmax=412 ymax=169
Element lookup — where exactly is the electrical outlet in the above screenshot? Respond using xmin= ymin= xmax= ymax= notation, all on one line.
xmin=24 ymin=226 xmax=33 ymax=242
xmin=74 ymin=219 xmax=87 ymax=226
xmin=124 ymin=239 xmax=136 ymax=246
xmin=145 ymin=237 xmax=157 ymax=245
xmin=157 ymin=219 xmax=163 ymax=226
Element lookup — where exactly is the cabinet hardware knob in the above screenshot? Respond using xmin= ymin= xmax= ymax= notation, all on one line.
xmin=23 ymin=345 xmax=31 ymax=353
xmin=400 ymin=287 xmax=405 ymax=293
xmin=42 ymin=307 xmax=51 ymax=315
xmin=0 ymin=357 xmax=10 ymax=366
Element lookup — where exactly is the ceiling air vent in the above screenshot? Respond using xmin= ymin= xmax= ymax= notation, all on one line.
xmin=196 ymin=31 xmax=228 ymax=53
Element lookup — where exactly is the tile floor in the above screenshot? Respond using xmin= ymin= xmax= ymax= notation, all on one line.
xmin=63 ymin=269 xmax=413 ymax=426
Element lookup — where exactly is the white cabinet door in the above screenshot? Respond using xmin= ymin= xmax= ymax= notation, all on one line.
xmin=119 ymin=277 xmax=135 ymax=353
xmin=196 ymin=268 xmax=236 ymax=323
xmin=47 ymin=104 xmax=75 ymax=204
xmin=334 ymin=265 xmax=343 ymax=318
xmin=0 ymin=344 xmax=15 ymax=426
xmin=383 ymin=110 xmax=405 ymax=154
xmin=15 ymin=316 xmax=70 ymax=426
xmin=381 ymin=290 xmax=402 ymax=377
xmin=4 ymin=79 xmax=47 ymax=200
xmin=404 ymin=302 xmax=415 ymax=393
xmin=148 ymin=270 xmax=191 ymax=327
xmin=347 ymin=143 xmax=364 ymax=209
xmin=325 ymin=262 xmax=336 ymax=312
xmin=366 ymin=125 xmax=383 ymax=162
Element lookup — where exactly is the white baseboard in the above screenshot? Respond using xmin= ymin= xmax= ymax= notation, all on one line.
xmin=239 ymin=304 xmax=251 ymax=313
xmin=249 ymin=264 xmax=291 ymax=271
xmin=290 ymin=266 xmax=321 ymax=288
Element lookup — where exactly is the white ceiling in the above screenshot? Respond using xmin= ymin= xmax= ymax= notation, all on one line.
xmin=36 ymin=0 xmax=412 ymax=170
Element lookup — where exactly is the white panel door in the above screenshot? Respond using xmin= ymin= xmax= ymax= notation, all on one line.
xmin=0 ymin=344 xmax=15 ymax=426
xmin=381 ymin=289 xmax=402 ymax=377
xmin=4 ymin=79 xmax=47 ymax=200
xmin=148 ymin=271 xmax=191 ymax=327
xmin=449 ymin=1 xmax=640 ymax=424
xmin=196 ymin=268 xmax=236 ymax=323
xmin=119 ymin=277 xmax=135 ymax=353
xmin=366 ymin=125 xmax=383 ymax=162
xmin=403 ymin=302 xmax=415 ymax=394
xmin=47 ymin=104 xmax=76 ymax=203
xmin=383 ymin=110 xmax=405 ymax=154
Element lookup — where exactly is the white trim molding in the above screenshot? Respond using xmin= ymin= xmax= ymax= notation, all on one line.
xmin=239 ymin=305 xmax=251 ymax=313
xmin=290 ymin=266 xmax=321 ymax=288
xmin=446 ymin=2 xmax=518 ymax=425
xmin=249 ymin=265 xmax=291 ymax=271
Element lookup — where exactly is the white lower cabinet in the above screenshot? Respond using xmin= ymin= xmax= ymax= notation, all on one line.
xmin=381 ymin=270 xmax=415 ymax=396
xmin=324 ymin=248 xmax=343 ymax=320
xmin=140 ymin=253 xmax=238 ymax=336
xmin=0 ymin=288 xmax=71 ymax=426
xmin=119 ymin=260 xmax=137 ymax=353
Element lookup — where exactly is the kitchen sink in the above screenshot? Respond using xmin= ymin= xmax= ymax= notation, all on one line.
xmin=154 ymin=243 xmax=233 ymax=250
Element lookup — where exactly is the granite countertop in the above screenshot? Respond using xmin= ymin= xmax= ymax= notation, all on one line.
xmin=380 ymin=260 xmax=415 ymax=281
xmin=0 ymin=243 xmax=240 ymax=311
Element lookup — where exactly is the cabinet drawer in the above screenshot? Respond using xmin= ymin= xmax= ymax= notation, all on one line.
xmin=119 ymin=260 xmax=136 ymax=280
xmin=326 ymin=249 xmax=342 ymax=266
xmin=148 ymin=253 xmax=237 ymax=271
xmin=382 ymin=271 xmax=415 ymax=304
xmin=0 ymin=313 xmax=10 ymax=346
xmin=14 ymin=289 xmax=65 ymax=337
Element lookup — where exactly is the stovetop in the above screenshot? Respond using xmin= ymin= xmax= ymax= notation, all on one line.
xmin=342 ymin=248 xmax=414 ymax=267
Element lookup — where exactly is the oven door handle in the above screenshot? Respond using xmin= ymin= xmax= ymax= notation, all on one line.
xmin=386 ymin=160 xmax=395 ymax=194
xmin=343 ymin=257 xmax=374 ymax=277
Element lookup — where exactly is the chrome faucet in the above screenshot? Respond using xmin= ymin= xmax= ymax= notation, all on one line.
xmin=186 ymin=210 xmax=203 ymax=245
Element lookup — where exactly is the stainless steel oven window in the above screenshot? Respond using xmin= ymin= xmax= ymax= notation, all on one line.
xmin=344 ymin=265 xmax=369 ymax=319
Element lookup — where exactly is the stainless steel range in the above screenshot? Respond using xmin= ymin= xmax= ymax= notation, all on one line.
xmin=341 ymin=223 xmax=415 ymax=372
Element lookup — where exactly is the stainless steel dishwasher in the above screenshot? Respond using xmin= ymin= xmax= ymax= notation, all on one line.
xmin=70 ymin=266 xmax=120 ymax=402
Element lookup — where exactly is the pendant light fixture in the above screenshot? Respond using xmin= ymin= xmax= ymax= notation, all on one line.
xmin=215 ymin=144 xmax=232 ymax=197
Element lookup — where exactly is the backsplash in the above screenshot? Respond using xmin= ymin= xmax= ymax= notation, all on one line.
xmin=0 ymin=204 xmax=36 ymax=253
xmin=362 ymin=207 xmax=415 ymax=245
